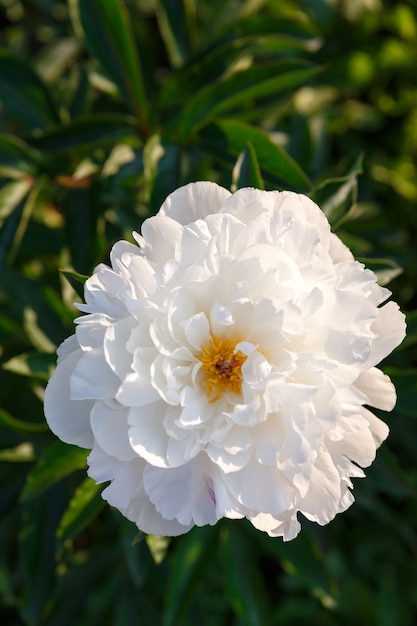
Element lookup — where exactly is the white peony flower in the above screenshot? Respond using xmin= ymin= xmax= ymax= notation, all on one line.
xmin=44 ymin=182 xmax=406 ymax=540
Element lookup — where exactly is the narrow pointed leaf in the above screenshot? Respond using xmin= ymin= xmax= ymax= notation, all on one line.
xmin=199 ymin=119 xmax=311 ymax=190
xmin=232 ymin=142 xmax=264 ymax=190
xmin=163 ymin=526 xmax=218 ymax=626
xmin=21 ymin=441 xmax=88 ymax=501
xmin=70 ymin=0 xmax=149 ymax=132
xmin=29 ymin=114 xmax=139 ymax=152
xmin=57 ymin=477 xmax=105 ymax=544
xmin=176 ymin=61 xmax=319 ymax=137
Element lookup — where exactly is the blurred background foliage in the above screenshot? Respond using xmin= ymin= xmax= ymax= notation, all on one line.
xmin=0 ymin=0 xmax=416 ymax=624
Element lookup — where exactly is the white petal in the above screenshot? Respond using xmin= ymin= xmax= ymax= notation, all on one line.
xmin=56 ymin=334 xmax=79 ymax=363
xmin=70 ymin=347 xmax=120 ymax=400
xmin=104 ymin=318 xmax=133 ymax=379
xmin=81 ymin=265 xmax=131 ymax=317
xmin=117 ymin=373 xmax=160 ymax=407
xmin=122 ymin=255 xmax=158 ymax=297
xmin=354 ymin=367 xmax=397 ymax=411
xmin=220 ymin=187 xmax=275 ymax=222
xmin=90 ymin=400 xmax=136 ymax=461
xmin=241 ymin=351 xmax=271 ymax=390
xmin=75 ymin=313 xmax=110 ymax=350
xmin=44 ymin=348 xmax=94 ymax=448
xmin=141 ymin=215 xmax=182 ymax=263
xmin=332 ymin=423 xmax=377 ymax=468
xmin=210 ymin=301 xmax=235 ymax=334
xmin=367 ymin=301 xmax=406 ymax=367
xmin=299 ymin=452 xmax=343 ymax=524
xmin=158 ymin=181 xmax=231 ymax=224
xmin=183 ymin=312 xmax=210 ymax=350
xmin=360 ymin=407 xmax=389 ymax=447
xmin=87 ymin=444 xmax=192 ymax=536
xmin=143 ymin=455 xmax=220 ymax=527
xmin=225 ymin=461 xmax=295 ymax=515
xmin=250 ymin=511 xmax=301 ymax=541
xmin=128 ymin=402 xmax=172 ymax=467
xmin=207 ymin=442 xmax=252 ymax=473
xmin=117 ymin=348 xmax=160 ymax=406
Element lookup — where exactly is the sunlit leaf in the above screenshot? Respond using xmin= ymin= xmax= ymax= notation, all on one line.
xmin=232 ymin=141 xmax=264 ymax=190
xmin=358 ymin=257 xmax=404 ymax=286
xmin=0 ymin=132 xmax=45 ymax=172
xmin=0 ymin=443 xmax=36 ymax=463
xmin=2 ymin=351 xmax=56 ymax=380
xmin=57 ymin=477 xmax=105 ymax=544
xmin=69 ymin=0 xmax=149 ymax=133
xmin=156 ymin=0 xmax=191 ymax=67
xmin=59 ymin=269 xmax=88 ymax=300
xmin=0 ymin=178 xmax=33 ymax=227
xmin=175 ymin=61 xmax=320 ymax=137
xmin=199 ymin=119 xmax=311 ymax=190
xmin=21 ymin=441 xmax=87 ymax=501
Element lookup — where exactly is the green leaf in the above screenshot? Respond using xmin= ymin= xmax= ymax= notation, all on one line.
xmin=57 ymin=477 xmax=105 ymax=544
xmin=163 ymin=525 xmax=218 ymax=626
xmin=0 ymin=178 xmax=43 ymax=269
xmin=232 ymin=142 xmax=264 ymax=190
xmin=69 ymin=0 xmax=149 ymax=133
xmin=0 ymin=177 xmax=33 ymax=228
xmin=222 ymin=527 xmax=266 ymax=626
xmin=396 ymin=310 xmax=417 ymax=352
xmin=0 ymin=132 xmax=45 ymax=172
xmin=0 ymin=407 xmax=46 ymax=434
xmin=2 ymin=351 xmax=56 ymax=380
xmin=21 ymin=441 xmax=88 ymax=501
xmin=199 ymin=119 xmax=311 ymax=190
xmin=69 ymin=66 xmax=90 ymax=118
xmin=0 ymin=51 xmax=59 ymax=131
xmin=156 ymin=0 xmax=189 ymax=67
xmin=0 ymin=443 xmax=36 ymax=462
xmin=29 ymin=114 xmax=139 ymax=152
xmin=19 ymin=486 xmax=68 ymax=626
xmin=143 ymin=134 xmax=181 ymax=212
xmin=60 ymin=269 xmax=88 ymax=300
xmin=385 ymin=368 xmax=417 ymax=417
xmin=175 ymin=61 xmax=320 ymax=137
xmin=61 ymin=185 xmax=105 ymax=274
xmin=358 ymin=257 xmax=404 ymax=286
xmin=146 ymin=534 xmax=171 ymax=565
xmin=310 ymin=155 xmax=364 ymax=227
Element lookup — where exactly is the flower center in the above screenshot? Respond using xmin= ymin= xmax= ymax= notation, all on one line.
xmin=199 ymin=335 xmax=247 ymax=402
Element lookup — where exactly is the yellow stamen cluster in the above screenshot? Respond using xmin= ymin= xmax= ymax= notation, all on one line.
xmin=199 ymin=335 xmax=247 ymax=402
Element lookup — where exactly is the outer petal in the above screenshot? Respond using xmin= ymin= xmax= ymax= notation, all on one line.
xmin=140 ymin=215 xmax=182 ymax=263
xmin=354 ymin=367 xmax=397 ymax=411
xmin=225 ymin=461 xmax=295 ymax=515
xmin=367 ymin=301 xmax=406 ymax=367
xmin=299 ymin=452 xmax=346 ymax=524
xmin=87 ymin=444 xmax=192 ymax=536
xmin=249 ymin=511 xmax=301 ymax=541
xmin=220 ymin=187 xmax=275 ymax=223
xmin=44 ymin=347 xmax=94 ymax=448
xmin=70 ymin=347 xmax=120 ymax=400
xmin=143 ymin=454 xmax=220 ymax=527
xmin=90 ymin=400 xmax=136 ymax=461
xmin=158 ymin=181 xmax=231 ymax=224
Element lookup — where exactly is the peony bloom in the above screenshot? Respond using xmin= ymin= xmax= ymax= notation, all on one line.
xmin=44 ymin=182 xmax=406 ymax=540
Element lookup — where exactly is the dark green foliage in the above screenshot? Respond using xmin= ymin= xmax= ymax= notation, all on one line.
xmin=0 ymin=0 xmax=416 ymax=624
